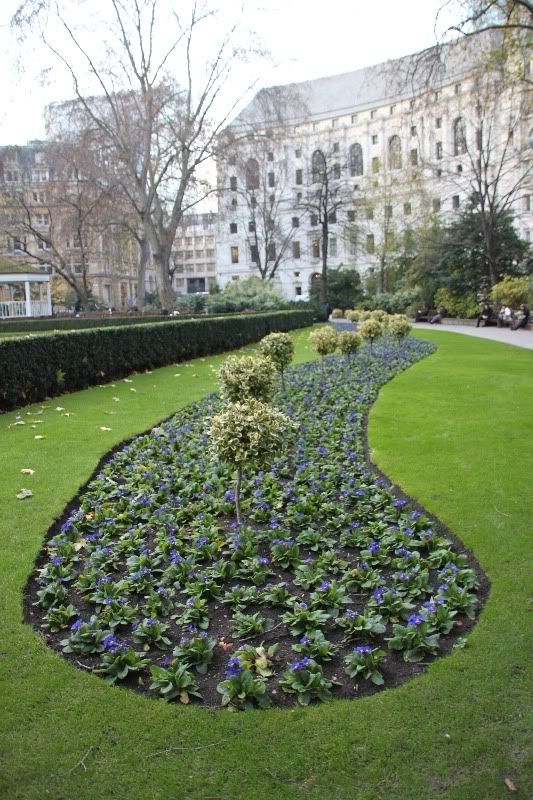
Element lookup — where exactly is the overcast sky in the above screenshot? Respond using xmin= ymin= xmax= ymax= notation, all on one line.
xmin=0 ymin=0 xmax=454 ymax=146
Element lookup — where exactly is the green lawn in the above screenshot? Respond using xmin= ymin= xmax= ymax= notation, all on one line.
xmin=0 ymin=327 xmax=531 ymax=800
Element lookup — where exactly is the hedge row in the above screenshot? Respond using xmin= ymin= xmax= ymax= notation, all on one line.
xmin=0 ymin=314 xmax=184 ymax=333
xmin=0 ymin=310 xmax=313 ymax=411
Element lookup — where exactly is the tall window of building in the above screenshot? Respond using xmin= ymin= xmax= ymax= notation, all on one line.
xmin=231 ymin=197 xmax=238 ymax=208
xmin=390 ymin=105 xmax=395 ymax=115
xmin=333 ymin=142 xmax=339 ymax=153
xmin=410 ymin=125 xmax=417 ymax=137
xmin=250 ymin=244 xmax=259 ymax=262
xmin=370 ymin=110 xmax=376 ymax=119
xmin=292 ymin=240 xmax=301 ymax=259
xmin=267 ymin=242 xmax=276 ymax=260
xmin=347 ymin=210 xmax=355 ymax=222
xmin=292 ymin=217 xmax=299 ymax=227
xmin=404 ymin=202 xmax=412 ymax=215
xmin=436 ymin=117 xmax=442 ymax=129
xmin=410 ymin=148 xmax=418 ymax=166
xmin=524 ymin=194 xmax=531 ymax=212
xmin=372 ymin=134 xmax=378 ymax=144
xmin=228 ymin=155 xmax=236 ymax=166
xmin=245 ymin=158 xmax=259 ymax=190
xmin=436 ymin=141 xmax=443 ymax=159
xmin=452 ymin=195 xmax=460 ymax=210
xmin=453 ymin=117 xmax=467 ymax=155
xmin=371 ymin=156 xmax=380 ymax=174
xmin=366 ymin=234 xmax=375 ymax=254
xmin=310 ymin=213 xmax=318 ymax=226
xmin=295 ymin=148 xmax=302 ymax=158
xmin=295 ymin=168 xmax=303 ymax=185
xmin=329 ymin=235 xmax=337 ymax=257
xmin=366 ymin=206 xmax=374 ymax=220
xmin=295 ymin=286 xmax=302 ymax=296
xmin=351 ymin=114 xmax=358 ymax=123
xmin=230 ymin=176 xmax=237 ymax=191
xmin=455 ymin=83 xmax=462 ymax=94
xmin=231 ymin=246 xmax=239 ymax=263
xmin=268 ymin=172 xmax=275 ymax=187
xmin=385 ymin=204 xmax=393 ymax=219
xmin=312 ymin=239 xmax=320 ymax=258
xmin=432 ymin=198 xmax=441 ymax=213
xmin=333 ymin=162 xmax=341 ymax=179
xmin=328 ymin=210 xmax=337 ymax=223
xmin=349 ymin=143 xmax=363 ymax=176
xmin=229 ymin=222 xmax=237 ymax=233
xmin=311 ymin=150 xmax=326 ymax=183
xmin=248 ymin=221 xmax=256 ymax=232
xmin=388 ymin=135 xmax=402 ymax=169
xmin=267 ymin=151 xmax=274 ymax=161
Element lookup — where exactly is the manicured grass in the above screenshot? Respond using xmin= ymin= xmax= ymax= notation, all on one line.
xmin=0 ymin=327 xmax=531 ymax=799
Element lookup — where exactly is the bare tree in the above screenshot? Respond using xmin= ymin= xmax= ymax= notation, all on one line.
xmin=14 ymin=0 xmax=258 ymax=309
xmin=436 ymin=1 xmax=532 ymax=38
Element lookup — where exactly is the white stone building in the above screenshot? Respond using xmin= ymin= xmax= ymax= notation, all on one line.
xmin=172 ymin=212 xmax=218 ymax=295
xmin=216 ymin=33 xmax=532 ymax=300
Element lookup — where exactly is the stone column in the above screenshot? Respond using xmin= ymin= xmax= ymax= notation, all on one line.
xmin=46 ymin=280 xmax=52 ymax=315
xmin=24 ymin=281 xmax=32 ymax=317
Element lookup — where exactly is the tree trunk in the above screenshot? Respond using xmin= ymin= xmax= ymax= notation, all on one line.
xmin=320 ymin=220 xmax=329 ymax=309
xmin=137 ymin=237 xmax=149 ymax=308
xmin=153 ymin=248 xmax=176 ymax=310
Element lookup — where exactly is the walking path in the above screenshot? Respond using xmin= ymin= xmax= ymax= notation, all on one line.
xmin=414 ymin=323 xmax=533 ymax=351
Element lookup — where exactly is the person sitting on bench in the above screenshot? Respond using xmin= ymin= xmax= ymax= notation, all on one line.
xmin=511 ymin=304 xmax=530 ymax=330
xmin=476 ymin=304 xmax=495 ymax=328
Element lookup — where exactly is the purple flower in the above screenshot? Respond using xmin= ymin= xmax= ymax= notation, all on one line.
xmin=318 ymin=580 xmax=331 ymax=591
xmin=372 ymin=587 xmax=386 ymax=604
xmin=60 ymin=520 xmax=75 ymax=534
xmin=290 ymin=656 xmax=312 ymax=672
xmin=407 ymin=614 xmax=424 ymax=627
xmin=393 ymin=499 xmax=407 ymax=509
xmin=354 ymin=645 xmax=373 ymax=655
xmin=368 ymin=540 xmax=380 ymax=555
xmin=50 ymin=556 xmax=64 ymax=567
xmin=225 ymin=657 xmax=242 ymax=678
xmin=70 ymin=619 xmax=82 ymax=631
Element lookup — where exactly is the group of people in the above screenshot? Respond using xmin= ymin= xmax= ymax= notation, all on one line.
xmin=476 ymin=303 xmax=530 ymax=330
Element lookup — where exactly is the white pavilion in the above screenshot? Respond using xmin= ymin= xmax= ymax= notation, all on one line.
xmin=0 ymin=259 xmax=52 ymax=319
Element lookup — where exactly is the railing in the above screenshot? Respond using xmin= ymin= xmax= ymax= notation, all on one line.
xmin=0 ymin=300 xmax=51 ymax=319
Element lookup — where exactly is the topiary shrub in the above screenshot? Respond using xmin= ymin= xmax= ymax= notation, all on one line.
xmin=219 ymin=355 xmax=276 ymax=403
xmin=358 ymin=318 xmax=383 ymax=351
xmin=337 ymin=331 xmax=362 ymax=358
xmin=490 ymin=276 xmax=531 ymax=309
xmin=258 ymin=332 xmax=294 ymax=392
xmin=208 ymin=400 xmax=295 ymax=523
xmin=331 ymin=308 xmax=344 ymax=319
xmin=309 ymin=327 xmax=338 ymax=360
xmin=388 ymin=314 xmax=412 ymax=341
xmin=345 ymin=310 xmax=360 ymax=323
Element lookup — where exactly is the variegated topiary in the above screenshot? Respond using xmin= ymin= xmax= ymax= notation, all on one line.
xmin=258 ymin=332 xmax=294 ymax=391
xmin=331 ymin=308 xmax=344 ymax=319
xmin=338 ymin=331 xmax=362 ymax=357
xmin=358 ymin=318 xmax=383 ymax=350
xmin=219 ymin=355 xmax=276 ymax=403
xmin=309 ymin=327 xmax=338 ymax=359
xmin=388 ymin=314 xmax=412 ymax=340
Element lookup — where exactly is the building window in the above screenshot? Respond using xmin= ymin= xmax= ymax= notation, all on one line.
xmin=404 ymin=202 xmax=412 ymax=215
xmin=366 ymin=206 xmax=374 ymax=220
xmin=333 ymin=142 xmax=340 ymax=153
xmin=229 ymin=222 xmax=237 ymax=233
xmin=294 ymin=271 xmax=301 ymax=277
xmin=410 ymin=125 xmax=417 ymax=137
xmin=455 ymin=83 xmax=461 ymax=94
xmin=388 ymin=135 xmax=402 ymax=169
xmin=524 ymin=194 xmax=531 ymax=212
xmin=296 ymin=192 xmax=302 ymax=202
xmin=310 ymin=213 xmax=318 ymax=226
xmin=267 ymin=242 xmax=276 ymax=260
xmin=295 ymin=149 xmax=302 ymax=158
xmin=457 ymin=164 xmax=463 ymax=173
xmin=295 ymin=169 xmax=303 ymax=185
xmin=436 ymin=117 xmax=442 ymax=129
xmin=385 ymin=204 xmax=393 ymax=219
xmin=268 ymin=172 xmax=275 ymax=187
xmin=366 ymin=234 xmax=375 ymax=254
xmin=292 ymin=241 xmax=301 ymax=259
xmin=454 ymin=117 xmax=467 ymax=155
xmin=267 ymin=151 xmax=274 ymax=161
xmin=371 ymin=156 xmax=380 ymax=174
xmin=250 ymin=244 xmax=259 ymax=262
xmin=231 ymin=197 xmax=238 ymax=208
xmin=245 ymin=159 xmax=259 ymax=190
xmin=230 ymin=176 xmax=237 ymax=191
xmin=372 ymin=134 xmax=378 ymax=145
xmin=390 ymin=105 xmax=395 ymax=115
xmin=311 ymin=150 xmax=326 ymax=183
xmin=434 ymin=91 xmax=440 ymax=102
xmin=432 ymin=198 xmax=441 ymax=213
xmin=328 ymin=210 xmax=337 ymax=224
xmin=410 ymin=149 xmax=418 ymax=166
xmin=452 ymin=195 xmax=460 ymax=210
xmin=436 ymin=168 xmax=442 ymax=178
xmin=349 ymin=143 xmax=363 ymax=176
xmin=269 ymin=194 xmax=275 ymax=205
xmin=295 ymin=285 xmax=302 ymax=296
xmin=232 ymin=275 xmax=239 ymax=281
xmin=312 ymin=239 xmax=320 ymax=258
xmin=331 ymin=118 xmax=337 ymax=128
xmin=248 ymin=221 xmax=255 ymax=232
xmin=347 ymin=210 xmax=355 ymax=222
xmin=231 ymin=246 xmax=239 ymax=263
xmin=292 ymin=217 xmax=299 ymax=227
xmin=436 ymin=141 xmax=443 ymax=159
xmin=409 ymin=99 xmax=416 ymax=110
xmin=370 ymin=110 xmax=376 ymax=119
xmin=329 ymin=235 xmax=337 ymax=257
xmin=351 ymin=114 xmax=358 ymax=123
xmin=476 ymin=128 xmax=483 ymax=150
xmin=228 ymin=155 xmax=236 ymax=166
xmin=333 ymin=162 xmax=341 ymax=179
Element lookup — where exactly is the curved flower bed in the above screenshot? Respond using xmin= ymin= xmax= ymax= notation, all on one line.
xmin=27 ymin=337 xmax=485 ymax=708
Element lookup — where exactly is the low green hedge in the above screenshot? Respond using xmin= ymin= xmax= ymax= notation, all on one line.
xmin=0 ymin=314 xmax=187 ymax=333
xmin=0 ymin=310 xmax=313 ymax=411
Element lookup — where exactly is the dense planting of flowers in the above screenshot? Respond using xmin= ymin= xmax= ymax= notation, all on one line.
xmin=28 ymin=336 xmax=481 ymax=709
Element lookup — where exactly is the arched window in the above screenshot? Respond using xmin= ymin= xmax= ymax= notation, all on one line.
xmin=349 ymin=143 xmax=363 ymax=176
xmin=245 ymin=158 xmax=259 ymax=190
xmin=454 ymin=118 xmax=467 ymax=156
xmin=388 ymin=135 xmax=402 ymax=170
xmin=311 ymin=149 xmax=326 ymax=183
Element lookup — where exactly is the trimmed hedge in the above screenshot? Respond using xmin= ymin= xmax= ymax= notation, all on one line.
xmin=0 ymin=310 xmax=313 ymax=411
xmin=0 ymin=314 xmax=187 ymax=334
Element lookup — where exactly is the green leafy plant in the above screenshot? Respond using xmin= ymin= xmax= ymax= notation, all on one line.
xmin=337 ymin=331 xmax=362 ymax=358
xmin=217 ymin=658 xmax=271 ymax=710
xmin=60 ymin=617 xmax=110 ymax=654
xmin=258 ymin=332 xmax=294 ymax=391
xmin=387 ymin=615 xmax=441 ymax=662
xmin=230 ymin=611 xmax=272 ymax=639
xmin=218 ymin=355 xmax=276 ymax=403
xmin=336 ymin=609 xmax=386 ymax=639
xmin=97 ymin=639 xmax=149 ymax=684
xmin=292 ymin=630 xmax=336 ymax=662
xmin=132 ymin=618 xmax=172 ymax=651
xmin=45 ymin=604 xmax=78 ymax=632
xmin=149 ymin=662 xmax=203 ymax=703
xmin=279 ymin=658 xmax=334 ymax=705
xmin=358 ymin=318 xmax=383 ymax=351
xmin=309 ymin=327 xmax=338 ymax=359
xmin=172 ymin=632 xmax=217 ymax=674
xmin=280 ymin=603 xmax=331 ymax=635
xmin=344 ymin=645 xmax=386 ymax=686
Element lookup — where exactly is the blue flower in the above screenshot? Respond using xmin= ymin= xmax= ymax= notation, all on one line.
xmin=407 ymin=614 xmax=424 ymax=627
xmin=50 ymin=556 xmax=64 ymax=567
xmin=354 ymin=645 xmax=373 ymax=655
xmin=70 ymin=619 xmax=82 ymax=631
xmin=225 ymin=657 xmax=243 ymax=678
xmin=290 ymin=656 xmax=312 ymax=672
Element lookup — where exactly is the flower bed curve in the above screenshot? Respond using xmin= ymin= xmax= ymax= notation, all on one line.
xmin=26 ymin=337 xmax=487 ymax=709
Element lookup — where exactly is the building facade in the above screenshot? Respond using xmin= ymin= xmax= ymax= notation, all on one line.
xmin=216 ymin=34 xmax=532 ymax=300
xmin=172 ymin=212 xmax=218 ymax=295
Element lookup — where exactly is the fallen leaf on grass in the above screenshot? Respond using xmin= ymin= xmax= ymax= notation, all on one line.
xmin=16 ymin=488 xmax=33 ymax=500
xmin=34 ymin=435 xmax=46 ymax=440
xmin=123 ymin=378 xmax=133 ymax=383
xmin=20 ymin=468 xmax=35 ymax=475
xmin=8 ymin=421 xmax=25 ymax=428
xmin=112 ymin=397 xmax=120 ymax=402
xmin=174 ymin=374 xmax=182 ymax=377
xmin=99 ymin=426 xmax=112 ymax=432
xmin=129 ymin=388 xmax=137 ymax=393
xmin=55 ymin=406 xmax=65 ymax=411
xmin=62 ymin=413 xmax=73 ymax=417
xmin=504 ymin=778 xmax=518 ymax=793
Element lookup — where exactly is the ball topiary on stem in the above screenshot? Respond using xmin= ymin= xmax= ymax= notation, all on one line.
xmin=309 ymin=327 xmax=338 ymax=363
xmin=208 ymin=400 xmax=296 ymax=524
xmin=388 ymin=314 xmax=412 ymax=343
xmin=358 ymin=318 xmax=383 ymax=352
xmin=338 ymin=331 xmax=362 ymax=360
xmin=258 ymin=332 xmax=294 ymax=392
xmin=218 ymin=355 xmax=276 ymax=403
